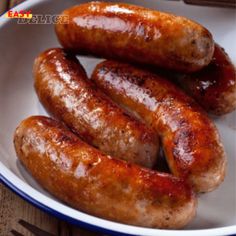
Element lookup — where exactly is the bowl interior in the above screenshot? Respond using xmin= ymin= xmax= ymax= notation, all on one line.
xmin=0 ymin=0 xmax=235 ymax=233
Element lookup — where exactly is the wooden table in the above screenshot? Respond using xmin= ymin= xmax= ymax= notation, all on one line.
xmin=0 ymin=183 xmax=104 ymax=235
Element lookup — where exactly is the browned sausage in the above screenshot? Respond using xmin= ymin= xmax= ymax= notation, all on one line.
xmin=91 ymin=60 xmax=227 ymax=193
xmin=33 ymin=48 xmax=159 ymax=168
xmin=14 ymin=116 xmax=197 ymax=229
xmin=174 ymin=44 xmax=236 ymax=115
xmin=55 ymin=1 xmax=214 ymax=73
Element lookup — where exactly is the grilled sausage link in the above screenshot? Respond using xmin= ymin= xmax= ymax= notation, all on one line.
xmin=174 ymin=44 xmax=236 ymax=115
xmin=55 ymin=1 xmax=214 ymax=73
xmin=14 ymin=116 xmax=197 ymax=229
xmin=33 ymin=48 xmax=159 ymax=168
xmin=92 ymin=60 xmax=227 ymax=193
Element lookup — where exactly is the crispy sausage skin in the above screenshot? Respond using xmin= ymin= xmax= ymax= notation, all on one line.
xmin=92 ymin=60 xmax=227 ymax=193
xmin=14 ymin=116 xmax=197 ymax=229
xmin=55 ymin=1 xmax=214 ymax=73
xmin=174 ymin=44 xmax=236 ymax=115
xmin=33 ymin=48 xmax=159 ymax=168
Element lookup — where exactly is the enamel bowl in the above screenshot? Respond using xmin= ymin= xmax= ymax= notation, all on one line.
xmin=0 ymin=0 xmax=235 ymax=235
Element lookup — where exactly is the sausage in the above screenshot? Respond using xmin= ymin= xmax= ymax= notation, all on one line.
xmin=33 ymin=48 xmax=159 ymax=168
xmin=14 ymin=116 xmax=197 ymax=229
xmin=174 ymin=44 xmax=236 ymax=115
xmin=91 ymin=60 xmax=227 ymax=193
xmin=55 ymin=1 xmax=214 ymax=73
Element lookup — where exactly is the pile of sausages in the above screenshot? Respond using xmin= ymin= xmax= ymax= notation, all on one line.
xmin=14 ymin=2 xmax=235 ymax=229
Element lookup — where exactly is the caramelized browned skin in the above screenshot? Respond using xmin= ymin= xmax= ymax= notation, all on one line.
xmin=34 ymin=48 xmax=159 ymax=168
xmin=175 ymin=44 xmax=236 ymax=115
xmin=14 ymin=116 xmax=197 ymax=229
xmin=92 ymin=60 xmax=227 ymax=193
xmin=55 ymin=1 xmax=214 ymax=73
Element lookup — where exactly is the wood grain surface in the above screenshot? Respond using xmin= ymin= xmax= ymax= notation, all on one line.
xmin=184 ymin=0 xmax=236 ymax=8
xmin=0 ymin=183 xmax=104 ymax=236
xmin=8 ymin=0 xmax=25 ymax=9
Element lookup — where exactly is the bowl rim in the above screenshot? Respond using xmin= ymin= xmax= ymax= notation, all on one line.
xmin=0 ymin=0 xmax=236 ymax=235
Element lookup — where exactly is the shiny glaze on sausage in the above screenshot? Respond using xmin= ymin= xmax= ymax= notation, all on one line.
xmin=14 ymin=116 xmax=197 ymax=229
xmin=55 ymin=1 xmax=214 ymax=73
xmin=34 ymin=48 xmax=159 ymax=168
xmin=174 ymin=44 xmax=236 ymax=115
xmin=92 ymin=60 xmax=227 ymax=193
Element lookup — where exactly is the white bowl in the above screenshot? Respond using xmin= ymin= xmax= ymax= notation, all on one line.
xmin=0 ymin=0 xmax=235 ymax=235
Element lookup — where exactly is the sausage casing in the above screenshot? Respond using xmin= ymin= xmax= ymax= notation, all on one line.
xmin=55 ymin=1 xmax=214 ymax=72
xmin=33 ymin=48 xmax=159 ymax=168
xmin=92 ymin=60 xmax=227 ymax=193
xmin=174 ymin=44 xmax=236 ymax=115
xmin=14 ymin=116 xmax=197 ymax=229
